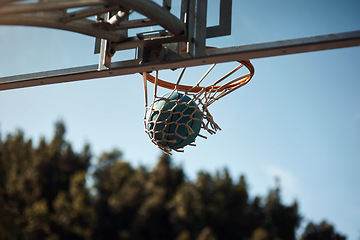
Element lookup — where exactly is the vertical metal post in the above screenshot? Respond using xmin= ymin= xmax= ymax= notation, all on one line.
xmin=187 ymin=0 xmax=207 ymax=57
xmin=98 ymin=40 xmax=112 ymax=70
xmin=98 ymin=12 xmax=112 ymax=70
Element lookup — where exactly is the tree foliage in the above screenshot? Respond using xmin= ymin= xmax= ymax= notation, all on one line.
xmin=0 ymin=122 xmax=92 ymax=240
xmin=0 ymin=122 xmax=346 ymax=240
xmin=300 ymin=221 xmax=346 ymax=240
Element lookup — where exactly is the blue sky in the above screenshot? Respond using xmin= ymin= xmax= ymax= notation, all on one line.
xmin=1 ymin=0 xmax=360 ymax=239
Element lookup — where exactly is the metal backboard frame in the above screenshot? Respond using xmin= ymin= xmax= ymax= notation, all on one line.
xmin=0 ymin=0 xmax=360 ymax=91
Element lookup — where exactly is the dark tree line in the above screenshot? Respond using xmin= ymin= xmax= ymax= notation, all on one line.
xmin=0 ymin=122 xmax=346 ymax=240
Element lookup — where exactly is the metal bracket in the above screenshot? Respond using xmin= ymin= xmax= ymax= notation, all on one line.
xmin=207 ymin=0 xmax=232 ymax=38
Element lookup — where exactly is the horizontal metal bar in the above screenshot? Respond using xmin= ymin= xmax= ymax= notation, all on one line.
xmin=108 ymin=0 xmax=185 ymax=36
xmin=206 ymin=30 xmax=360 ymax=61
xmin=113 ymin=34 xmax=186 ymax=51
xmin=0 ymin=0 xmax=16 ymax=9
xmin=60 ymin=5 xmax=119 ymax=23
xmin=0 ymin=12 xmax=127 ymax=42
xmin=1 ymin=30 xmax=359 ymax=91
xmin=0 ymin=64 xmax=97 ymax=90
xmin=112 ymin=18 xmax=156 ymax=30
xmin=0 ymin=0 xmax=106 ymax=15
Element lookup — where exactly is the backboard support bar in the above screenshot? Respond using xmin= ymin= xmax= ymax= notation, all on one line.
xmin=1 ymin=30 xmax=359 ymax=91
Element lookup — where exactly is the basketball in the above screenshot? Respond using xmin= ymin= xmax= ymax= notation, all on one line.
xmin=146 ymin=92 xmax=202 ymax=149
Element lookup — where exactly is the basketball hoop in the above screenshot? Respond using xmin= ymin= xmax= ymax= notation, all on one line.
xmin=142 ymin=59 xmax=254 ymax=154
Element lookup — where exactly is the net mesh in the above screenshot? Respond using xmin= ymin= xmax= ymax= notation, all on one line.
xmin=144 ymin=91 xmax=204 ymax=154
xmin=143 ymin=61 xmax=254 ymax=154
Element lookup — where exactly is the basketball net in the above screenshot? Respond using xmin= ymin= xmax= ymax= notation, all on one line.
xmin=143 ymin=60 xmax=254 ymax=154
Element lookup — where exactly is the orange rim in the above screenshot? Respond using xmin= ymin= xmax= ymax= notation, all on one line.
xmin=143 ymin=45 xmax=254 ymax=93
xmin=144 ymin=59 xmax=254 ymax=93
